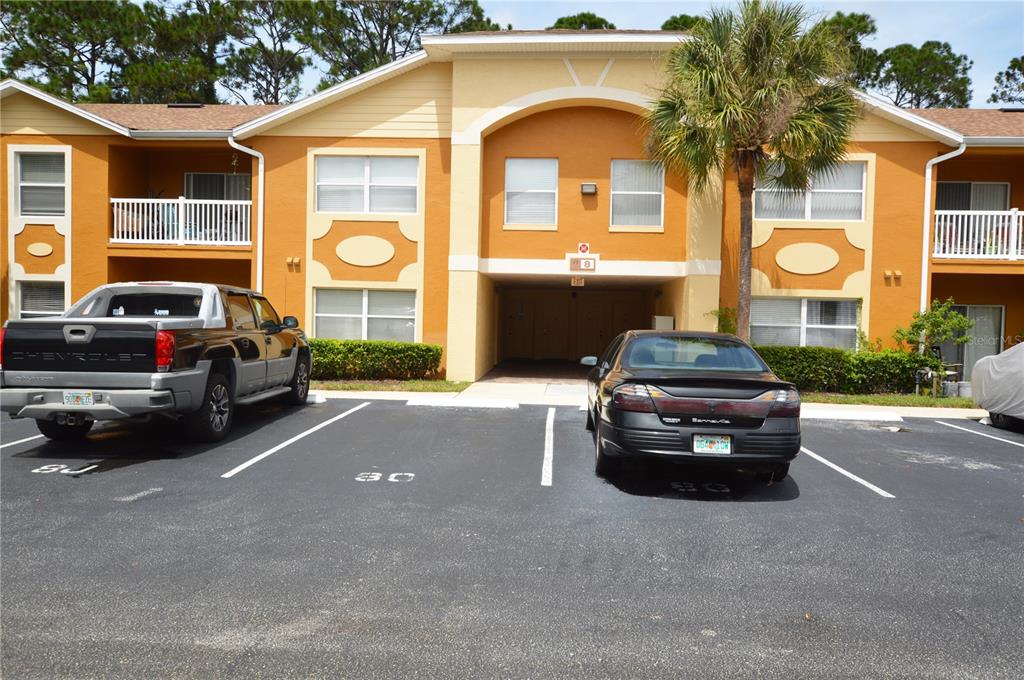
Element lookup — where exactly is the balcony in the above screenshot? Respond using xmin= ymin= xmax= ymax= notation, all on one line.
xmin=111 ymin=197 xmax=252 ymax=246
xmin=933 ymin=209 xmax=1022 ymax=260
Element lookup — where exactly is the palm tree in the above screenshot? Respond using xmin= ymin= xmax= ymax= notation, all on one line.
xmin=646 ymin=0 xmax=859 ymax=341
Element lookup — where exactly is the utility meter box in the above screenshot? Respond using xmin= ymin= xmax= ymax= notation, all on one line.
xmin=652 ymin=315 xmax=675 ymax=330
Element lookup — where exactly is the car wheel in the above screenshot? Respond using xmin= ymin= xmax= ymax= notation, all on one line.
xmin=281 ymin=352 xmax=311 ymax=406
xmin=990 ymin=412 xmax=1011 ymax=429
xmin=184 ymin=373 xmax=234 ymax=442
xmin=37 ymin=418 xmax=93 ymax=441
xmin=594 ymin=421 xmax=620 ymax=479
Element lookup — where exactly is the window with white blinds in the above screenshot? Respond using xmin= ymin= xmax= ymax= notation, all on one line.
xmin=316 ymin=156 xmax=418 ymax=214
xmin=754 ymin=162 xmax=865 ymax=220
xmin=18 ymin=153 xmax=66 ymax=216
xmin=611 ymin=160 xmax=664 ymax=227
xmin=184 ymin=173 xmax=251 ymax=200
xmin=18 ymin=281 xmax=66 ymax=318
xmin=750 ymin=298 xmax=858 ymax=349
xmin=314 ymin=289 xmax=416 ymax=342
xmin=505 ymin=158 xmax=557 ymax=225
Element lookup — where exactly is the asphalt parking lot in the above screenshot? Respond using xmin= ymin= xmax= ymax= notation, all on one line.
xmin=2 ymin=399 xmax=1023 ymax=679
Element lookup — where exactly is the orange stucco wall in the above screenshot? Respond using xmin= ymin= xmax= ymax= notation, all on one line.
xmin=932 ymin=273 xmax=1024 ymax=347
xmin=247 ymin=136 xmax=452 ymax=348
xmin=721 ymin=141 xmax=945 ymax=345
xmin=107 ymin=144 xmax=244 ymax=200
xmin=481 ymin=107 xmax=687 ymax=261
xmin=108 ymin=256 xmax=251 ymax=288
xmin=937 ymin=149 xmax=1024 ymax=210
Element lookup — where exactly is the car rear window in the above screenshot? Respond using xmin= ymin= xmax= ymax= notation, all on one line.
xmin=621 ymin=336 xmax=767 ymax=372
xmin=104 ymin=293 xmax=203 ymax=318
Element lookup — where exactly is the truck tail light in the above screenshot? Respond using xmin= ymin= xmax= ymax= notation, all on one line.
xmin=612 ymin=383 xmax=660 ymax=413
xmin=155 ymin=330 xmax=175 ymax=372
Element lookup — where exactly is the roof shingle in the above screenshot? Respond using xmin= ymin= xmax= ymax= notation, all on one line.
xmin=910 ymin=108 xmax=1024 ymax=138
xmin=75 ymin=103 xmax=280 ymax=131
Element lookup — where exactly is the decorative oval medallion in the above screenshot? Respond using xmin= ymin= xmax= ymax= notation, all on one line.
xmin=27 ymin=242 xmax=54 ymax=257
xmin=775 ymin=242 xmax=840 ymax=275
xmin=336 ymin=235 xmax=396 ymax=267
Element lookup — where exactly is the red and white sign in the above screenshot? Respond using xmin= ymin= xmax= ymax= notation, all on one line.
xmin=569 ymin=257 xmax=596 ymax=272
xmin=577 ymin=242 xmax=590 ymax=255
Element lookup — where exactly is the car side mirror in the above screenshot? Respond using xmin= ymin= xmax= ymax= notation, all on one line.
xmin=580 ymin=356 xmax=598 ymax=367
xmin=282 ymin=316 xmax=299 ymax=329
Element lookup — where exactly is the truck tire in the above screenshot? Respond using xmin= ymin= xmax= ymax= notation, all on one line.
xmin=37 ymin=419 xmax=93 ymax=441
xmin=184 ymin=373 xmax=234 ymax=442
xmin=280 ymin=352 xmax=311 ymax=406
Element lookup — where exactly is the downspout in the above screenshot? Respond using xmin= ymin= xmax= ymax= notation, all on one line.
xmin=919 ymin=142 xmax=966 ymax=316
xmin=228 ymin=136 xmax=265 ymax=292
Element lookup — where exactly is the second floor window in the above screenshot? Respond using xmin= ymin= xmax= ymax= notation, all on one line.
xmin=18 ymin=153 xmax=65 ymax=217
xmin=505 ymin=158 xmax=557 ymax=225
xmin=316 ymin=156 xmax=418 ymax=214
xmin=611 ymin=160 xmax=664 ymax=227
xmin=754 ymin=161 xmax=866 ymax=221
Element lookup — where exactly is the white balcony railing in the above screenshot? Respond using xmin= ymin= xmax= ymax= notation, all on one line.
xmin=933 ymin=209 xmax=1022 ymax=260
xmin=111 ymin=197 xmax=252 ymax=246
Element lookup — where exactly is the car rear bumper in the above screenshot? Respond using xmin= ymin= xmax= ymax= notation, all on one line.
xmin=598 ymin=411 xmax=800 ymax=463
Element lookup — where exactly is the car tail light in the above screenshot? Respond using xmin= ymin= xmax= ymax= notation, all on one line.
xmin=155 ymin=330 xmax=175 ymax=372
xmin=0 ymin=327 xmax=5 ymax=370
xmin=612 ymin=383 xmax=662 ymax=413
xmin=758 ymin=388 xmax=801 ymax=417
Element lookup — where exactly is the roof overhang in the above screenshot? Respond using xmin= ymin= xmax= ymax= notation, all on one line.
xmin=232 ymin=51 xmax=431 ymax=140
xmin=0 ymin=79 xmax=132 ymax=137
xmin=420 ymin=31 xmax=687 ymax=59
xmin=854 ymin=90 xmax=963 ymax=146
xmin=129 ymin=130 xmax=231 ymax=140
xmin=962 ymin=136 xmax=1024 ymax=147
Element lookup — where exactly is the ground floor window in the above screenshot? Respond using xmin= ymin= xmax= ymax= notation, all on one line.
xmin=18 ymin=280 xmax=66 ymax=318
xmin=937 ymin=305 xmax=1004 ymax=380
xmin=750 ymin=298 xmax=859 ymax=349
xmin=314 ymin=289 xmax=416 ymax=342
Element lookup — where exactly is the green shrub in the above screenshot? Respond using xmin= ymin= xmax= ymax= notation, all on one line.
xmin=753 ymin=345 xmax=849 ymax=392
xmin=754 ymin=345 xmax=943 ymax=394
xmin=308 ymin=338 xmax=442 ymax=380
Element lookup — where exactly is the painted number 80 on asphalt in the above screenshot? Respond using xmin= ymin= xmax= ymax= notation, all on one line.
xmin=355 ymin=472 xmax=415 ymax=482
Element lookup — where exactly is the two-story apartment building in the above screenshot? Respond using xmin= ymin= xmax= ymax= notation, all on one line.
xmin=2 ymin=31 xmax=1022 ymax=381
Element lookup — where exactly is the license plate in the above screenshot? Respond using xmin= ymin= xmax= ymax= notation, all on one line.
xmin=62 ymin=391 xmax=94 ymax=407
xmin=693 ymin=434 xmax=732 ymax=455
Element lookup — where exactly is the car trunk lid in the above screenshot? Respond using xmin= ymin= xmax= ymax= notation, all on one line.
xmin=622 ymin=370 xmax=787 ymax=428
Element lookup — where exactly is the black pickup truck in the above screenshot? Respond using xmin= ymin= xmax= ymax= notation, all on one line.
xmin=0 ymin=282 xmax=310 ymax=442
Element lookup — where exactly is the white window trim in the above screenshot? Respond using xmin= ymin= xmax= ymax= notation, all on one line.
xmin=313 ymin=289 xmax=416 ymax=341
xmin=315 ymin=156 xmax=418 ymax=215
xmin=752 ymin=298 xmax=860 ymax=348
xmin=504 ymin=157 xmax=558 ymax=228
xmin=936 ymin=181 xmax=1011 ymax=210
xmin=16 ymin=151 xmax=67 ymax=218
xmin=753 ymin=162 xmax=867 ymax=222
xmin=609 ymin=159 xmax=665 ymax=229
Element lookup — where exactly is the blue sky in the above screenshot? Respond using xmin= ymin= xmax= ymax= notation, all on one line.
xmin=476 ymin=0 xmax=1024 ymax=107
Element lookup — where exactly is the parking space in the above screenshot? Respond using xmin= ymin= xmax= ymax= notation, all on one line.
xmin=2 ymin=402 xmax=1023 ymax=678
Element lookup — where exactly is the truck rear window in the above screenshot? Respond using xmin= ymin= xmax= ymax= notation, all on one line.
xmin=105 ymin=293 xmax=203 ymax=317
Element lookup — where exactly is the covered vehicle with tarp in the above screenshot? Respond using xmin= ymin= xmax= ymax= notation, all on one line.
xmin=972 ymin=341 xmax=1024 ymax=429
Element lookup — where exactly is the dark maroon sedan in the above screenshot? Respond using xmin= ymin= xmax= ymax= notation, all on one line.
xmin=582 ymin=331 xmax=800 ymax=480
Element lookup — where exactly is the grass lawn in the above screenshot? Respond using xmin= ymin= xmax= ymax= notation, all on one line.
xmin=802 ymin=392 xmax=978 ymax=408
xmin=311 ymin=379 xmax=471 ymax=392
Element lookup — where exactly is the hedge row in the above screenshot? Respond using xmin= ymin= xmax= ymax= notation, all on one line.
xmin=754 ymin=345 xmax=943 ymax=394
xmin=308 ymin=338 xmax=442 ymax=380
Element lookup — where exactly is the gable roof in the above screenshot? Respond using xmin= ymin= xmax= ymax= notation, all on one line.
xmin=853 ymin=90 xmax=963 ymax=146
xmin=0 ymin=79 xmax=130 ymax=136
xmin=910 ymin=108 xmax=1024 ymax=143
xmin=77 ymin=103 xmax=280 ymax=132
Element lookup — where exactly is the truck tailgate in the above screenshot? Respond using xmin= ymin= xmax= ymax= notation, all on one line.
xmin=2 ymin=320 xmax=157 ymax=373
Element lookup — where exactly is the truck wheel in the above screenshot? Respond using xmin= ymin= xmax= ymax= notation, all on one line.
xmin=281 ymin=353 xmax=311 ymax=406
xmin=185 ymin=373 xmax=233 ymax=442
xmin=37 ymin=419 xmax=93 ymax=441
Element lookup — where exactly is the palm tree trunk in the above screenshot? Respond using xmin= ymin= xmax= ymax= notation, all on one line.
xmin=735 ymin=153 xmax=755 ymax=342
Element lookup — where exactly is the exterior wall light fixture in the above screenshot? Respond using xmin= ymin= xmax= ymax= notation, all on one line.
xmin=580 ymin=183 xmax=598 ymax=195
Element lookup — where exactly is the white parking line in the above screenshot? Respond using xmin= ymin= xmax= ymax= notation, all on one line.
xmin=800 ymin=446 xmax=895 ymax=498
xmin=0 ymin=434 xmax=44 ymax=450
xmin=115 ymin=487 xmax=163 ymax=502
xmin=935 ymin=420 xmax=1024 ymax=449
xmin=541 ymin=407 xmax=555 ymax=487
xmin=220 ymin=401 xmax=370 ymax=479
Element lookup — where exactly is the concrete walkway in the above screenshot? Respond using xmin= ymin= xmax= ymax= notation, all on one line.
xmin=310 ymin=383 xmax=985 ymax=420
